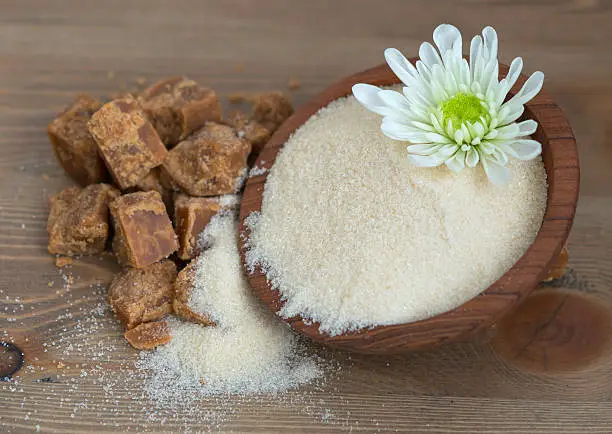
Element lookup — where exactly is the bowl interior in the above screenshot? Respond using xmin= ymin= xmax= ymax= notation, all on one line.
xmin=238 ymin=60 xmax=580 ymax=354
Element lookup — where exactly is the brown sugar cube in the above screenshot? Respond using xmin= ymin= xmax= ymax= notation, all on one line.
xmin=134 ymin=167 xmax=172 ymax=209
xmin=47 ymin=184 xmax=120 ymax=256
xmin=139 ymin=77 xmax=222 ymax=147
xmin=173 ymin=261 xmax=215 ymax=326
xmin=250 ymin=92 xmax=293 ymax=133
xmin=110 ymin=191 xmax=178 ymax=268
xmin=88 ymin=96 xmax=167 ymax=190
xmin=107 ymin=260 xmax=177 ymax=329
xmin=124 ymin=320 xmax=172 ymax=350
xmin=47 ymin=186 xmax=81 ymax=232
xmin=48 ymin=95 xmax=108 ymax=186
xmin=174 ymin=194 xmax=221 ymax=260
xmin=226 ymin=110 xmax=271 ymax=163
xmin=161 ymin=123 xmax=251 ymax=197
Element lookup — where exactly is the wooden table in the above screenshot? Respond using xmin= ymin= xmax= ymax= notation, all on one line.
xmin=1 ymin=1 xmax=612 ymax=432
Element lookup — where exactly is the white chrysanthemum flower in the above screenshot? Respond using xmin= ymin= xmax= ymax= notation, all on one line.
xmin=352 ymin=24 xmax=544 ymax=185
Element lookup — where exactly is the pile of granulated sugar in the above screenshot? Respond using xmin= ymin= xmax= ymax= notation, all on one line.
xmin=246 ymin=93 xmax=548 ymax=336
xmin=137 ymin=210 xmax=322 ymax=401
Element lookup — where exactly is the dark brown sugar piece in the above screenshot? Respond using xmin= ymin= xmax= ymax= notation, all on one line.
xmin=110 ymin=191 xmax=178 ymax=268
xmin=47 ymin=184 xmax=119 ymax=256
xmin=174 ymin=194 xmax=221 ymax=260
xmin=134 ymin=167 xmax=172 ymax=208
xmin=107 ymin=260 xmax=177 ymax=330
xmin=139 ymin=77 xmax=222 ymax=147
xmin=226 ymin=110 xmax=271 ymax=163
xmin=47 ymin=94 xmax=108 ymax=186
xmin=161 ymin=123 xmax=251 ymax=197
xmin=173 ymin=260 xmax=215 ymax=326
xmin=124 ymin=320 xmax=172 ymax=350
xmin=88 ymin=96 xmax=167 ymax=190
xmin=250 ymin=92 xmax=293 ymax=133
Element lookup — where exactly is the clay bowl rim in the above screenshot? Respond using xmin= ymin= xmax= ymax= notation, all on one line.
xmin=238 ymin=59 xmax=580 ymax=355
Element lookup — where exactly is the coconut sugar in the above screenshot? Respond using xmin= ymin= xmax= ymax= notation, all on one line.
xmin=139 ymin=211 xmax=322 ymax=398
xmin=246 ymin=94 xmax=548 ymax=336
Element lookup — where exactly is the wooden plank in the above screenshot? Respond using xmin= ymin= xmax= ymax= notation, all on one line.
xmin=1 ymin=0 xmax=612 ymax=431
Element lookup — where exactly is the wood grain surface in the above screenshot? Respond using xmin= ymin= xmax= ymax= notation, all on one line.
xmin=239 ymin=61 xmax=579 ymax=354
xmin=1 ymin=0 xmax=612 ymax=432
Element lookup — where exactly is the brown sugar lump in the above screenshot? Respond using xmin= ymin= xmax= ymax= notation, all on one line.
xmin=174 ymin=194 xmax=221 ymax=260
xmin=173 ymin=261 xmax=214 ymax=326
xmin=161 ymin=123 xmax=251 ymax=196
xmin=250 ymin=92 xmax=293 ymax=133
xmin=88 ymin=96 xmax=167 ymax=190
xmin=110 ymin=191 xmax=179 ymax=268
xmin=124 ymin=320 xmax=172 ymax=350
xmin=46 ymin=186 xmax=81 ymax=232
xmin=134 ymin=167 xmax=172 ymax=208
xmin=226 ymin=110 xmax=271 ymax=162
xmin=138 ymin=77 xmax=222 ymax=147
xmin=47 ymin=94 xmax=108 ymax=186
xmin=107 ymin=260 xmax=177 ymax=329
xmin=47 ymin=184 xmax=119 ymax=256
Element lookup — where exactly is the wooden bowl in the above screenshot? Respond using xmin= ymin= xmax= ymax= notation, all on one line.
xmin=238 ymin=60 xmax=580 ymax=354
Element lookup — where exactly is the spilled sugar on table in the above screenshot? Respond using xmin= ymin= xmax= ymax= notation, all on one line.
xmin=2 ymin=1 xmax=612 ymax=432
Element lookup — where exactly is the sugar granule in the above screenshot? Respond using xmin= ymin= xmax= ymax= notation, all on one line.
xmin=246 ymin=93 xmax=548 ymax=336
xmin=138 ymin=211 xmax=322 ymax=398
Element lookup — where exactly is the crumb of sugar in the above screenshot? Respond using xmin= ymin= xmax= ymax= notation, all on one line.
xmin=249 ymin=161 xmax=268 ymax=177
xmin=138 ymin=211 xmax=322 ymax=398
xmin=245 ymin=93 xmax=548 ymax=336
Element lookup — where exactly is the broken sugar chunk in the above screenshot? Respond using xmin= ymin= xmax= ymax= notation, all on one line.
xmin=48 ymin=94 xmax=108 ymax=186
xmin=124 ymin=320 xmax=172 ymax=350
xmin=174 ymin=194 xmax=221 ymax=260
xmin=88 ymin=96 xmax=167 ymax=189
xmin=54 ymin=256 xmax=73 ymax=268
xmin=543 ymin=244 xmax=569 ymax=282
xmin=161 ymin=122 xmax=251 ymax=196
xmin=47 ymin=184 xmax=120 ymax=256
xmin=110 ymin=191 xmax=178 ymax=268
xmin=47 ymin=186 xmax=81 ymax=232
xmin=226 ymin=110 xmax=271 ymax=163
xmin=134 ymin=167 xmax=172 ymax=209
xmin=139 ymin=77 xmax=222 ymax=147
xmin=250 ymin=92 xmax=293 ymax=133
xmin=108 ymin=260 xmax=176 ymax=329
xmin=173 ymin=260 xmax=215 ymax=326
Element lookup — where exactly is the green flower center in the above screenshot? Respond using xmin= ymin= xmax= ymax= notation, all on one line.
xmin=440 ymin=92 xmax=488 ymax=129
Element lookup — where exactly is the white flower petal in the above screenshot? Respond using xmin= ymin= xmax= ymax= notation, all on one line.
xmin=482 ymin=26 xmax=498 ymax=62
xmin=380 ymin=119 xmax=421 ymax=141
xmin=470 ymin=35 xmax=483 ymax=82
xmin=446 ymin=150 xmax=466 ymax=173
xmin=377 ymin=90 xmax=412 ymax=114
xmin=506 ymin=57 xmax=523 ymax=91
xmin=516 ymin=119 xmax=538 ymax=136
xmin=407 ymin=144 xmax=443 ymax=156
xmin=498 ymin=103 xmax=525 ymax=125
xmin=466 ymin=148 xmax=480 ymax=167
xmin=505 ymin=139 xmax=542 ymax=160
xmin=481 ymin=154 xmax=510 ymax=185
xmin=434 ymin=24 xmax=462 ymax=63
xmin=384 ymin=48 xmax=419 ymax=86
xmin=438 ymin=144 xmax=459 ymax=158
xmin=419 ymin=42 xmax=443 ymax=70
xmin=507 ymin=71 xmax=544 ymax=106
xmin=488 ymin=123 xmax=520 ymax=140
xmin=352 ymin=84 xmax=391 ymax=116
xmin=454 ymin=128 xmax=465 ymax=144
xmin=408 ymin=153 xmax=446 ymax=167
